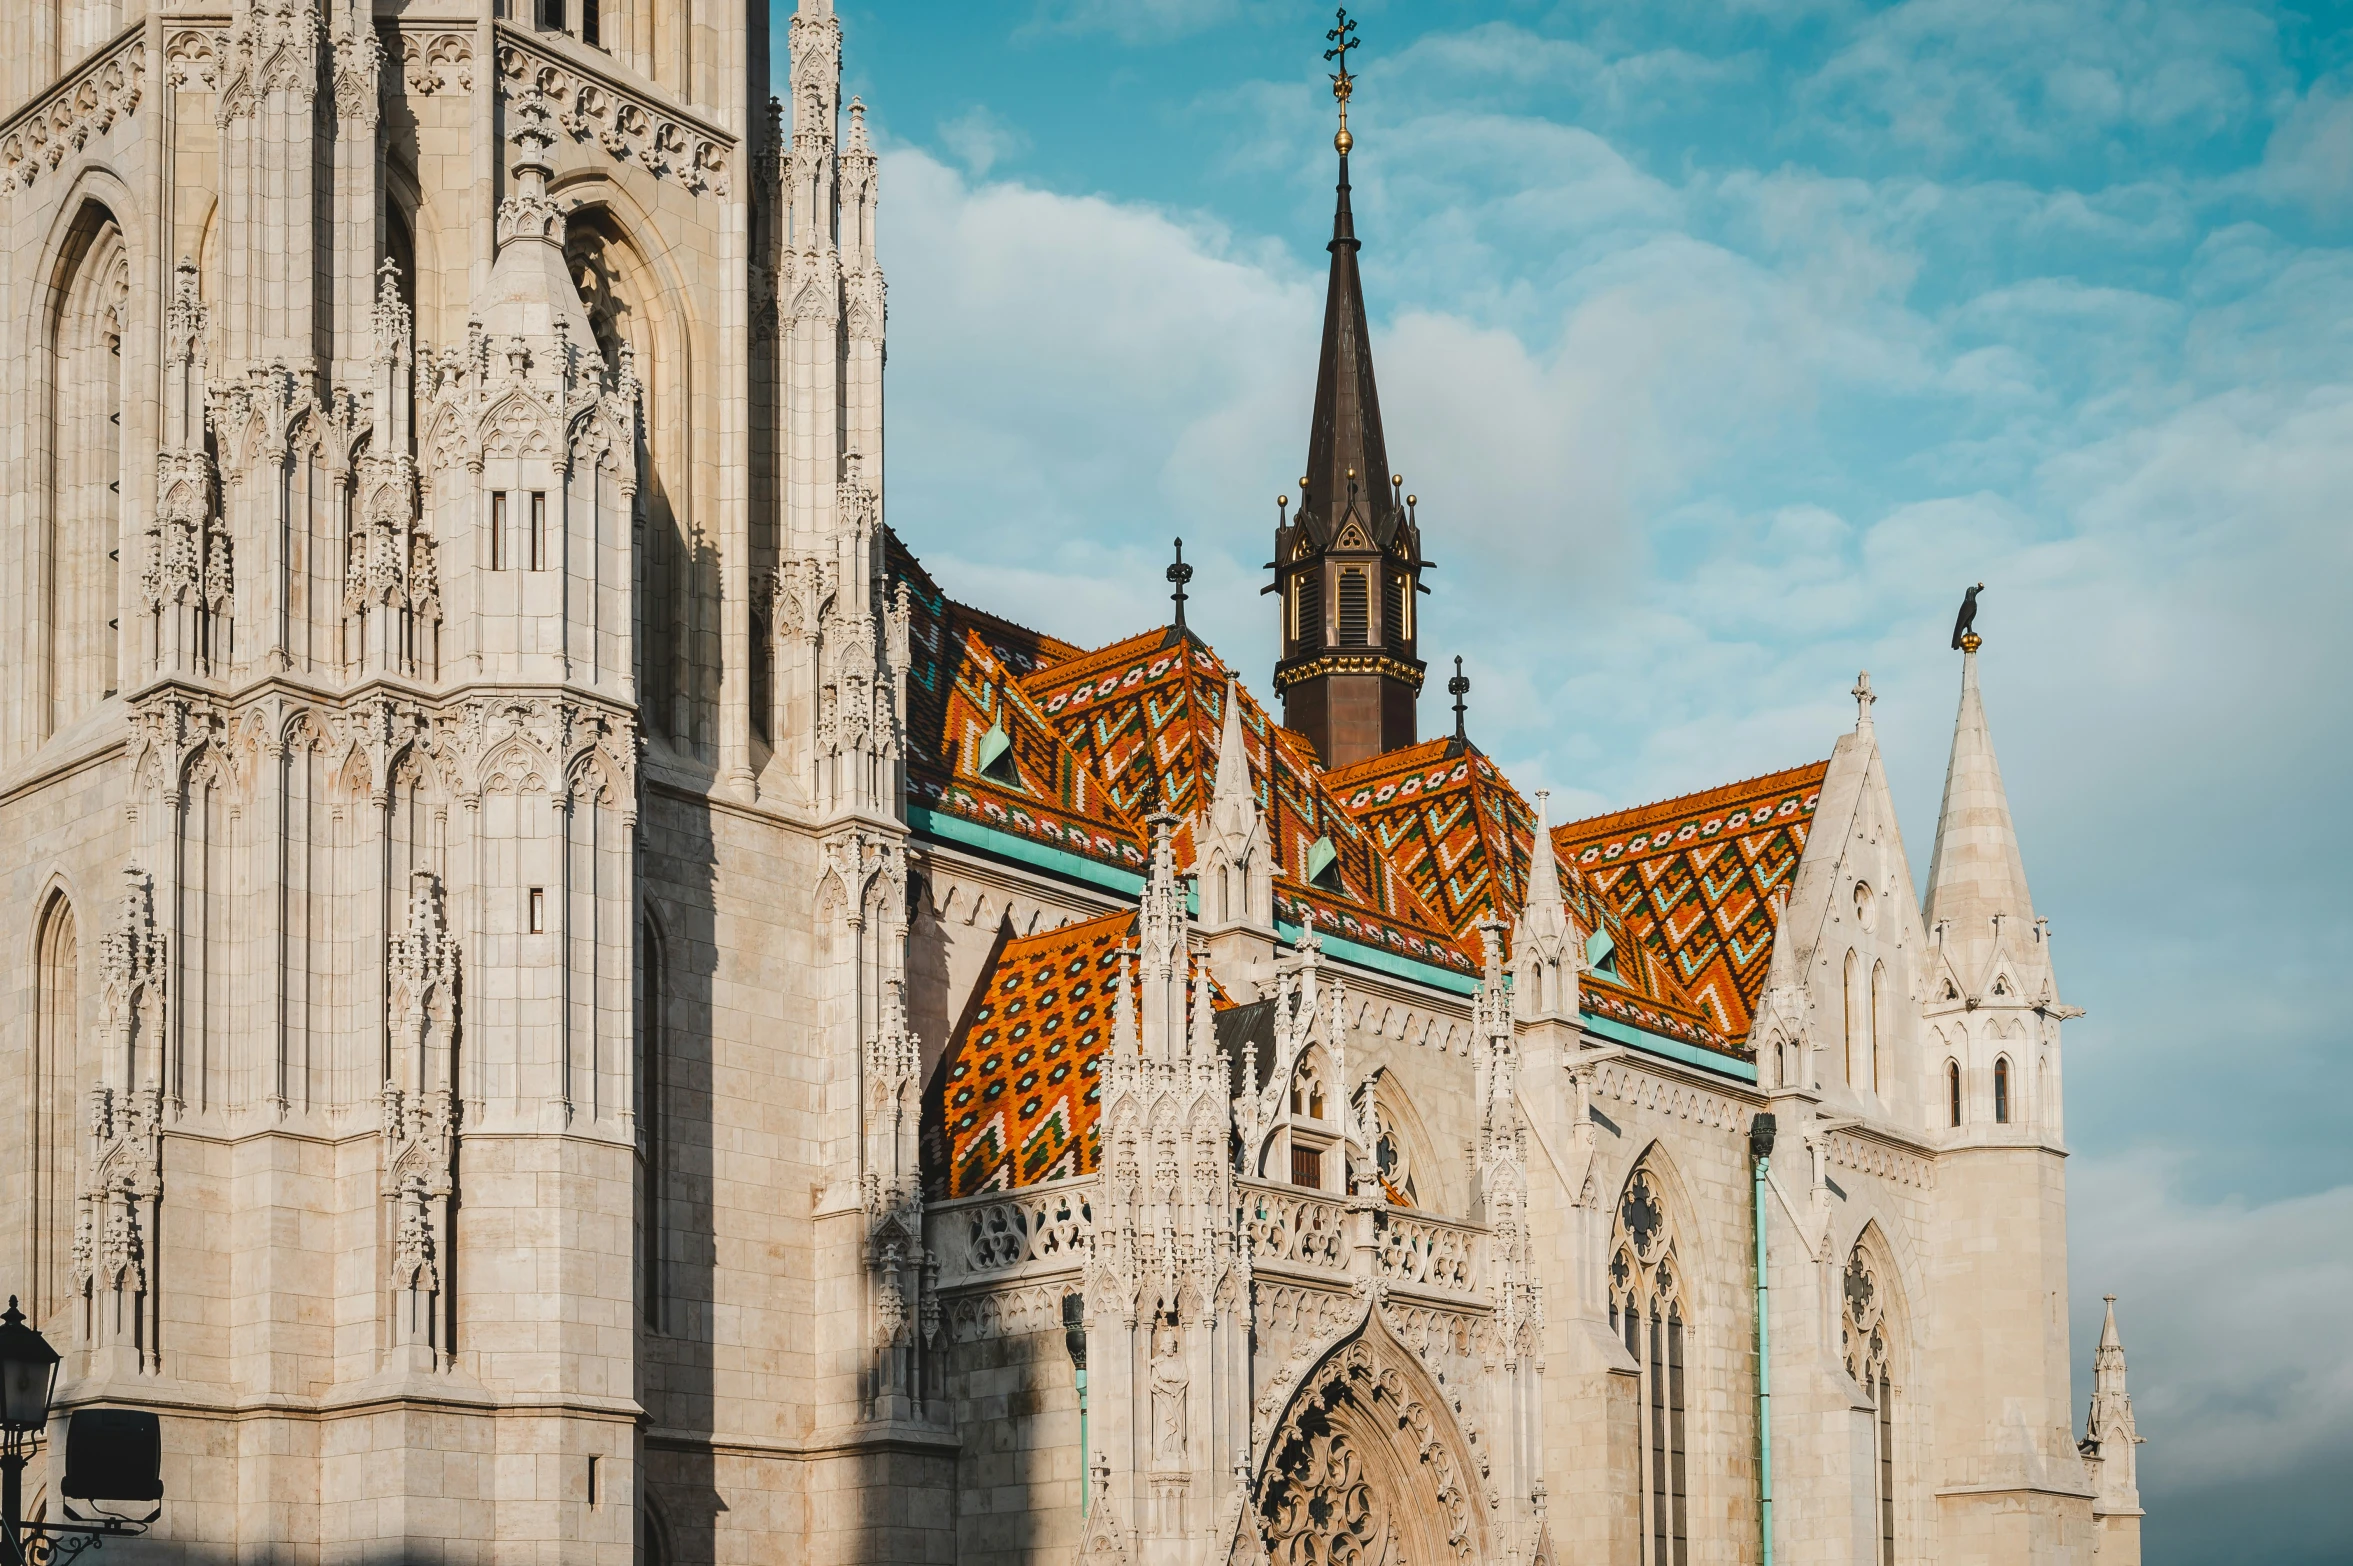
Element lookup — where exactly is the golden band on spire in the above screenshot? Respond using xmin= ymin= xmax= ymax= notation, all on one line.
xmin=1325 ymin=7 xmax=1360 ymax=154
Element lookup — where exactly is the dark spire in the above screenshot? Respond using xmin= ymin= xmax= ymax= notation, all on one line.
xmin=1271 ymin=10 xmax=1426 ymax=771
xmin=1449 ymin=656 xmax=1470 ymax=744
xmin=1299 ymin=145 xmax=1397 ymax=549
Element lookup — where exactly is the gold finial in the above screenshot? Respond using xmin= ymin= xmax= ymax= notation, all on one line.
xmin=1325 ymin=7 xmax=1360 ymax=155
xmin=1960 ymin=632 xmax=1982 ymax=653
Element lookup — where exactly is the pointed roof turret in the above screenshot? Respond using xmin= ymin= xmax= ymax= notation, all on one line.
xmin=1922 ymin=625 xmax=2044 ymax=994
xmin=2081 ymin=1295 xmax=2143 ymax=1512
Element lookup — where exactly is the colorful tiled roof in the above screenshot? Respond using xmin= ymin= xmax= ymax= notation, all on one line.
xmin=1327 ymin=737 xmax=1535 ymax=940
xmin=1022 ymin=630 xmax=1476 ymax=976
xmin=941 ymin=909 xmax=1132 ymax=1198
xmin=1554 ymin=761 xmax=1829 ymax=1041
xmin=938 ymin=909 xmax=1239 ymax=1197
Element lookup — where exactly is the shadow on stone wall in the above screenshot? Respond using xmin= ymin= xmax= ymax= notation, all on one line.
xmin=639 ymin=785 xmax=722 ymax=1563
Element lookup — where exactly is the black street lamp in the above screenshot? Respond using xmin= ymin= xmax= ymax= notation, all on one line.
xmin=0 ymin=1298 xmax=60 ymax=1566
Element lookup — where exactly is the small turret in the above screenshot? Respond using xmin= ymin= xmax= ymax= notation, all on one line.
xmin=2080 ymin=1296 xmax=2144 ymax=1524
xmin=1511 ymin=792 xmax=1576 ymax=1023
xmin=1194 ymin=675 xmax=1274 ymax=931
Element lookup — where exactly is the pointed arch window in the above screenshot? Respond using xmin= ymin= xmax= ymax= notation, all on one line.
xmin=1870 ymin=960 xmax=1888 ymax=1095
xmin=1946 ymin=1059 xmax=1962 ymax=1127
xmin=1609 ymin=1160 xmax=1688 ymax=1566
xmin=32 ymin=894 xmax=81 ymax=1326
xmin=1994 ymin=1056 xmax=2011 ymax=1124
xmin=1292 ymin=572 xmax=1322 ymax=649
xmin=1843 ymin=950 xmax=1861 ymax=1086
xmin=1843 ymin=1242 xmax=1899 ymax=1566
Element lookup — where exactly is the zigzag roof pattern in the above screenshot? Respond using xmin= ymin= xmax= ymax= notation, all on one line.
xmin=1020 ymin=628 xmax=1475 ymax=976
xmin=1554 ymin=761 xmax=1830 ymax=1041
xmin=1327 ymin=737 xmax=1533 ymax=940
xmin=1328 ymin=735 xmax=1734 ymax=1051
xmin=940 ymin=908 xmax=1132 ymax=1198
xmin=938 ymin=908 xmax=1237 ymax=1199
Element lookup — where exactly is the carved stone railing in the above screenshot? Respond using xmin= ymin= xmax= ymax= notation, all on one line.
xmin=930 ymin=1180 xmax=1093 ymax=1289
xmin=1372 ymin=1207 xmax=1480 ymax=1297
xmin=1239 ymin=1183 xmax=1351 ymax=1279
xmin=1 ymin=24 xmax=146 ymax=196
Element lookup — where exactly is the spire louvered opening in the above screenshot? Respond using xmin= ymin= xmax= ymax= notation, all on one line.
xmin=1294 ymin=573 xmax=1322 ymax=650
xmin=1338 ymin=569 xmax=1369 ymax=646
xmin=1384 ymin=570 xmax=1407 ymax=648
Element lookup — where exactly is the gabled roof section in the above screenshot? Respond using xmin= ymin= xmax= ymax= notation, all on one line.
xmin=1328 ymin=737 xmax=1533 ymax=940
xmin=1022 ymin=629 xmax=1475 ymax=978
xmin=1555 ymin=761 xmax=1829 ymax=1042
xmin=941 ymin=909 xmax=1132 ymax=1198
xmin=892 ymin=537 xmax=1147 ymax=875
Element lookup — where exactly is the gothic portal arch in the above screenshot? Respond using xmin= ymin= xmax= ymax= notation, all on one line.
xmin=1245 ymin=1308 xmax=1491 ymax=1566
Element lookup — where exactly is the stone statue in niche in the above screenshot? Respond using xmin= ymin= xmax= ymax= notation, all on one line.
xmin=1150 ymin=1312 xmax=1188 ymax=1469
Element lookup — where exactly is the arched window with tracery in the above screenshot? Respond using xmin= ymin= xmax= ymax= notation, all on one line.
xmin=1609 ymin=1158 xmax=1689 ymax=1566
xmin=1843 ymin=1240 xmax=1899 ymax=1566
xmin=1994 ymin=1056 xmax=2012 ymax=1124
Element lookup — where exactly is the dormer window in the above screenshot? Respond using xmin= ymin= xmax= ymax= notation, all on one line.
xmin=1306 ymin=835 xmax=1343 ymax=893
xmin=976 ymin=719 xmax=1019 ymax=788
xmin=1586 ymin=926 xmax=1618 ymax=977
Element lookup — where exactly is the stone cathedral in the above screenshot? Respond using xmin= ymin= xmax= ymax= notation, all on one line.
xmin=0 ymin=1 xmax=2147 ymax=1561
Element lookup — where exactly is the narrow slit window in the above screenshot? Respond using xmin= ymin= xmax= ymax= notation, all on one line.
xmin=530 ymin=491 xmax=548 ymax=572
xmin=528 ymin=886 xmax=547 ymax=934
xmin=491 ymin=491 xmax=507 ymax=571
xmin=1994 ymin=1056 xmax=2011 ymax=1124
xmin=1294 ymin=574 xmax=1322 ymax=649
xmin=1947 ymin=1060 xmax=1962 ymax=1127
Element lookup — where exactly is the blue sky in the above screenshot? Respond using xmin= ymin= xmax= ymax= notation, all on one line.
xmin=799 ymin=3 xmax=2353 ymax=1557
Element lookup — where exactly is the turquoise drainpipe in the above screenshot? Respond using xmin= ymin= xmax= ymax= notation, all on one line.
xmin=1063 ymin=1293 xmax=1089 ymax=1516
xmin=1749 ymin=1112 xmax=1777 ymax=1566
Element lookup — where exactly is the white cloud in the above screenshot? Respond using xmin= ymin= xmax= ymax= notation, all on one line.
xmin=936 ymin=105 xmax=1029 ymax=179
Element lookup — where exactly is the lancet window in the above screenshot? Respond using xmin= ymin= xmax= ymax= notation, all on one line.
xmin=1609 ymin=1159 xmax=1689 ymax=1566
xmin=1843 ymin=950 xmax=1861 ymax=1086
xmin=46 ymin=212 xmax=129 ymax=736
xmin=1994 ymin=1056 xmax=2012 ymax=1124
xmin=1870 ymin=961 xmax=1888 ymax=1094
xmin=1843 ymin=1241 xmax=1899 ymax=1566
xmin=31 ymin=894 xmax=81 ymax=1326
xmin=1946 ymin=1059 xmax=1962 ymax=1127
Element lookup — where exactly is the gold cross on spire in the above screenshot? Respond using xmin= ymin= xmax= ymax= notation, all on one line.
xmin=1325 ymin=7 xmax=1361 ymax=154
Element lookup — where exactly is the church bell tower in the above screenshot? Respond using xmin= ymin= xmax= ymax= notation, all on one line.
xmin=1272 ymin=31 xmax=1427 ymax=769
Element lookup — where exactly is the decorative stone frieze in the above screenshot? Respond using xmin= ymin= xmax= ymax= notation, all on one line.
xmin=0 ymin=30 xmax=145 ymax=194
xmin=496 ymin=38 xmax=732 ymax=196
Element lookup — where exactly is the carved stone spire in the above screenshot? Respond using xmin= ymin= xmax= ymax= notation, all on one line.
xmin=1511 ymin=792 xmax=1576 ymax=1023
xmin=1195 ymin=676 xmax=1273 ymax=931
xmin=1922 ymin=633 xmax=2050 ymax=1006
xmin=2080 ymin=1296 xmax=2143 ymax=1517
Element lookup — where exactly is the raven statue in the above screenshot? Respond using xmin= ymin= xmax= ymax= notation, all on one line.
xmin=1951 ymin=582 xmax=1985 ymax=649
